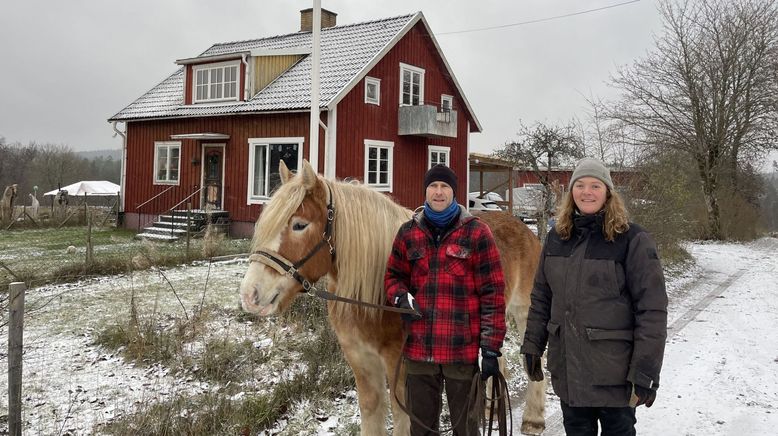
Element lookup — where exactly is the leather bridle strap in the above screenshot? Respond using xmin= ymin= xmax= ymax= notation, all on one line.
xmin=249 ymin=183 xmax=336 ymax=293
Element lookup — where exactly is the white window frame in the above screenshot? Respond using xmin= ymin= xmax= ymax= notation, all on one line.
xmin=153 ymin=141 xmax=181 ymax=185
xmin=192 ymin=60 xmax=240 ymax=103
xmin=364 ymin=76 xmax=381 ymax=105
xmin=428 ymin=145 xmax=450 ymax=169
xmin=364 ymin=139 xmax=394 ymax=192
xmin=441 ymin=94 xmax=453 ymax=112
xmin=399 ymin=62 xmax=425 ymax=106
xmin=247 ymin=137 xmax=305 ymax=204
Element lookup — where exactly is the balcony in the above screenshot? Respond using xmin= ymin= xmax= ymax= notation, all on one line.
xmin=398 ymin=105 xmax=458 ymax=138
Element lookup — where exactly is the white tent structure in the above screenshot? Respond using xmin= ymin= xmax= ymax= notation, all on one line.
xmin=43 ymin=181 xmax=120 ymax=197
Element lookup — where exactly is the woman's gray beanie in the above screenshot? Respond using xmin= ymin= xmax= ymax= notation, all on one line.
xmin=571 ymin=157 xmax=613 ymax=189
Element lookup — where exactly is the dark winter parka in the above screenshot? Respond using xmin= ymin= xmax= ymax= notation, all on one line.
xmin=521 ymin=213 xmax=668 ymax=407
xmin=385 ymin=206 xmax=507 ymax=364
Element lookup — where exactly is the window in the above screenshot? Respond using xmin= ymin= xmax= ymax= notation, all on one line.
xmin=441 ymin=94 xmax=453 ymax=112
xmin=364 ymin=139 xmax=394 ymax=191
xmin=154 ymin=141 xmax=181 ymax=184
xmin=193 ymin=61 xmax=240 ymax=103
xmin=365 ymin=77 xmax=380 ymax=105
xmin=247 ymin=137 xmax=304 ymax=203
xmin=399 ymin=63 xmax=425 ymax=106
xmin=428 ymin=145 xmax=450 ymax=168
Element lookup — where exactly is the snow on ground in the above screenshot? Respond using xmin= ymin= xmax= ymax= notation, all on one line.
xmin=635 ymin=238 xmax=778 ymax=435
xmin=3 ymin=238 xmax=778 ymax=435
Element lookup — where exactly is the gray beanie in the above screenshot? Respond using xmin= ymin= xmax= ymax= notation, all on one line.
xmin=571 ymin=157 xmax=613 ymax=189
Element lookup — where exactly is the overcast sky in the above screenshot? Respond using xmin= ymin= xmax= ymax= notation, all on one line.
xmin=0 ymin=0 xmax=667 ymax=156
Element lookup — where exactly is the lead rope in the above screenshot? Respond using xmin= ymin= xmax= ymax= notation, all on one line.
xmin=391 ymin=332 xmax=512 ymax=435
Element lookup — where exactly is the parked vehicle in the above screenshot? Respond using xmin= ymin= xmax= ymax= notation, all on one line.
xmin=468 ymin=194 xmax=502 ymax=214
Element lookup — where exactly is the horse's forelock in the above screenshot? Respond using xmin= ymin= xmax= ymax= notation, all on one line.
xmin=251 ymin=179 xmax=309 ymax=252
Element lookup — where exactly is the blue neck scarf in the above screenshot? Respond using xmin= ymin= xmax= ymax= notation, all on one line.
xmin=424 ymin=199 xmax=459 ymax=228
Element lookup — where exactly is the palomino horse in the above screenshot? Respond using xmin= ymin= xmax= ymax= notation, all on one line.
xmin=1 ymin=184 xmax=18 ymax=223
xmin=240 ymin=160 xmax=546 ymax=435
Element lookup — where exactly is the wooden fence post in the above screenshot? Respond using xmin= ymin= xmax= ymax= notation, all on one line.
xmin=8 ymin=281 xmax=26 ymax=436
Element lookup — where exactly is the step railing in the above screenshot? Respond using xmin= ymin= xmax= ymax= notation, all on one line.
xmin=135 ymin=185 xmax=200 ymax=233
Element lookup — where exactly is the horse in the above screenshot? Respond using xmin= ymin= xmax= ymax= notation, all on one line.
xmin=1 ymin=184 xmax=18 ymax=223
xmin=239 ymin=160 xmax=546 ymax=435
xmin=28 ymin=193 xmax=40 ymax=220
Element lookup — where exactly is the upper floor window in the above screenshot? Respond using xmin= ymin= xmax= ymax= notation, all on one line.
xmin=247 ymin=137 xmax=304 ymax=203
xmin=399 ymin=63 xmax=425 ymax=106
xmin=428 ymin=145 xmax=450 ymax=168
xmin=193 ymin=61 xmax=240 ymax=103
xmin=364 ymin=139 xmax=393 ymax=192
xmin=365 ymin=76 xmax=381 ymax=105
xmin=154 ymin=141 xmax=181 ymax=185
xmin=441 ymin=94 xmax=453 ymax=112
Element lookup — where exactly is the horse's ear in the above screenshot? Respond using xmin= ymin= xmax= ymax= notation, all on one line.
xmin=279 ymin=160 xmax=291 ymax=184
xmin=301 ymin=159 xmax=318 ymax=190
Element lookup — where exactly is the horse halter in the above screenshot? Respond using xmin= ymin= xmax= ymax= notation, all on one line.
xmin=249 ymin=184 xmax=335 ymax=293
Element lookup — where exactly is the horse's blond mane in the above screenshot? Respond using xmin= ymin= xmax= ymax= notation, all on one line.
xmin=251 ymin=175 xmax=413 ymax=318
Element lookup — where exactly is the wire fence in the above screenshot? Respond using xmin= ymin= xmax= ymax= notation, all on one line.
xmin=1 ymin=254 xmax=251 ymax=435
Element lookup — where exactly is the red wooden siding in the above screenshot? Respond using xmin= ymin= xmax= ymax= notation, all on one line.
xmin=125 ymin=113 xmax=310 ymax=225
xmin=335 ymin=22 xmax=476 ymax=209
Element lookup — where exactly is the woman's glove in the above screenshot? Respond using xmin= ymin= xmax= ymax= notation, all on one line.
xmin=630 ymin=383 xmax=657 ymax=408
xmin=523 ymin=353 xmax=544 ymax=381
xmin=480 ymin=349 xmax=501 ymax=380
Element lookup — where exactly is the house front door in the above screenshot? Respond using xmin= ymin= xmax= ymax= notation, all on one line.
xmin=202 ymin=145 xmax=224 ymax=210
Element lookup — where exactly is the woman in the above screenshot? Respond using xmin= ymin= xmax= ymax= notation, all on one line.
xmin=520 ymin=157 xmax=667 ymax=435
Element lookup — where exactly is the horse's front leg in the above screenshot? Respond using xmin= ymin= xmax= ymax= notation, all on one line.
xmin=331 ymin=315 xmax=389 ymax=435
xmin=380 ymin=319 xmax=410 ymax=436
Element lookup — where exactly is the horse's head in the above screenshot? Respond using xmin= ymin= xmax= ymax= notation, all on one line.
xmin=240 ymin=159 xmax=335 ymax=316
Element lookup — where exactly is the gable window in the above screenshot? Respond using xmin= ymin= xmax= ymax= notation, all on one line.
xmin=154 ymin=141 xmax=181 ymax=185
xmin=428 ymin=145 xmax=450 ymax=168
xmin=365 ymin=77 xmax=380 ymax=105
xmin=364 ymin=139 xmax=393 ymax=191
xmin=441 ymin=95 xmax=453 ymax=112
xmin=247 ymin=137 xmax=304 ymax=203
xmin=399 ymin=63 xmax=424 ymax=106
xmin=193 ymin=61 xmax=240 ymax=103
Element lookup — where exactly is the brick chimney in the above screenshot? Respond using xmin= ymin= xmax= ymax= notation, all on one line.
xmin=300 ymin=8 xmax=337 ymax=32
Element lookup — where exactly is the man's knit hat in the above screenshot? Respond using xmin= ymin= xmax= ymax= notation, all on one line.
xmin=424 ymin=164 xmax=458 ymax=195
xmin=571 ymin=157 xmax=613 ymax=189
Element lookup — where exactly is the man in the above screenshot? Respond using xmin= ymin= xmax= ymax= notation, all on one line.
xmin=385 ymin=164 xmax=507 ymax=435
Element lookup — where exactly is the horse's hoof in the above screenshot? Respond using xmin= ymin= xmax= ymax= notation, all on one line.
xmin=520 ymin=421 xmax=545 ymax=435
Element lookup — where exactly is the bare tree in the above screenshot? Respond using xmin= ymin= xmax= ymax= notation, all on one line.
xmin=610 ymin=0 xmax=778 ymax=239
xmin=494 ymin=121 xmax=582 ymax=240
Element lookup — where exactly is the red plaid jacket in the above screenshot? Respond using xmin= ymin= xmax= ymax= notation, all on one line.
xmin=385 ymin=208 xmax=506 ymax=364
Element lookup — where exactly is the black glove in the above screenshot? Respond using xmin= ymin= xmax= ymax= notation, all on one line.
xmin=523 ymin=353 xmax=544 ymax=382
xmin=480 ymin=348 xmax=501 ymax=380
xmin=631 ymin=383 xmax=657 ymax=408
xmin=393 ymin=292 xmax=422 ymax=322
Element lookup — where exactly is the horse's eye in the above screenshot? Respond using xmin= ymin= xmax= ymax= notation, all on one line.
xmin=292 ymin=222 xmax=308 ymax=231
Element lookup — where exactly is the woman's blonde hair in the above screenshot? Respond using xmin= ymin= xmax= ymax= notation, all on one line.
xmin=554 ymin=188 xmax=630 ymax=241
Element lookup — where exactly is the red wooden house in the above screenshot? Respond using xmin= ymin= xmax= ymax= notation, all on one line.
xmin=109 ymin=9 xmax=481 ymax=239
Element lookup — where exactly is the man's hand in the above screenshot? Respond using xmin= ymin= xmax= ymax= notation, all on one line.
xmin=393 ymin=292 xmax=422 ymax=322
xmin=481 ymin=349 xmax=501 ymax=380
xmin=523 ymin=353 xmax=544 ymax=381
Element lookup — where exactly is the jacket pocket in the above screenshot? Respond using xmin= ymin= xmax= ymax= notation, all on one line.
xmin=585 ymin=327 xmax=633 ymax=386
xmin=445 ymin=244 xmax=472 ymax=276
xmin=545 ymin=321 xmax=563 ymax=376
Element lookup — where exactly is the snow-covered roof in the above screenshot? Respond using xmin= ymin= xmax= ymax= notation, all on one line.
xmin=108 ymin=11 xmax=480 ymax=130
xmin=43 ymin=180 xmax=121 ymax=197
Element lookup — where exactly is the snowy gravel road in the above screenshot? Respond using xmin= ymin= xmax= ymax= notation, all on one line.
xmin=537 ymin=238 xmax=778 ymax=436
